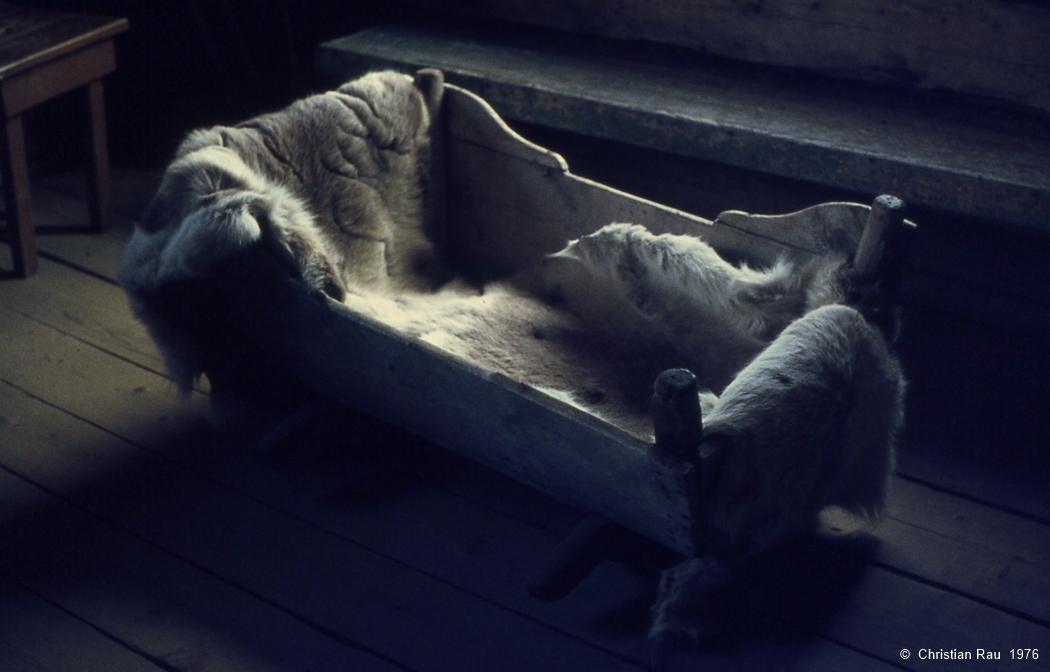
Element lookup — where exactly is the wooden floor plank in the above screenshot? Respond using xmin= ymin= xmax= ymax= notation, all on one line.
xmin=0 ymin=469 xmax=406 ymax=672
xmin=132 ymin=413 xmax=918 ymax=672
xmin=25 ymin=180 xmax=135 ymax=281
xmin=0 ymin=255 xmax=168 ymax=375
xmin=0 ymin=367 xmax=648 ymax=671
xmin=34 ymin=216 xmax=131 ymax=282
xmin=817 ymin=479 xmax=1050 ymax=626
xmin=436 ymin=436 xmax=1050 ymax=630
xmin=0 ymin=577 xmax=164 ymax=672
xmin=824 ymin=570 xmax=1048 ymax=671
xmin=896 ymin=450 xmax=1050 ymax=525
xmin=884 ymin=479 xmax=1050 ymax=622
xmin=143 ymin=396 xmax=905 ymax=671
xmin=0 ymin=644 xmax=44 ymax=672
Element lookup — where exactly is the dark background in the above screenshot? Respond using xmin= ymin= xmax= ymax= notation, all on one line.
xmin=19 ymin=0 xmax=416 ymax=171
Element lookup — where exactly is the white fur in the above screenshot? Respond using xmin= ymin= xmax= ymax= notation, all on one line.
xmin=541 ymin=223 xmax=848 ymax=394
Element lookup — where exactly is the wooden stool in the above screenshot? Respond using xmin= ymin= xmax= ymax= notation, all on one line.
xmin=0 ymin=5 xmax=127 ymax=277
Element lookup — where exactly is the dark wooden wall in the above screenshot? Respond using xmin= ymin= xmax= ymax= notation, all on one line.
xmin=407 ymin=0 xmax=1050 ymax=115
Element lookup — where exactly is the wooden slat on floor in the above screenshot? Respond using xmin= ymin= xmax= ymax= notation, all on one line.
xmin=0 ymin=468 xmax=403 ymax=672
xmin=0 ymin=576 xmax=167 ymax=672
xmin=2 ymin=172 xmax=1048 ymax=671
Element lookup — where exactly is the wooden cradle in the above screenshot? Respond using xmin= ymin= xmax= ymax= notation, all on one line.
xmin=146 ymin=74 xmax=912 ymax=561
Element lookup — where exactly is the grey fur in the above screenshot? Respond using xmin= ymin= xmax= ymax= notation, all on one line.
xmin=645 ymin=303 xmax=903 ymax=648
xmin=119 ymin=71 xmax=442 ymax=391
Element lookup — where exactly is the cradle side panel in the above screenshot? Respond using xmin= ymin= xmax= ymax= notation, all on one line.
xmin=440 ymin=85 xmax=792 ymax=276
xmin=440 ymin=84 xmax=882 ymax=275
xmin=227 ymin=273 xmax=698 ymax=556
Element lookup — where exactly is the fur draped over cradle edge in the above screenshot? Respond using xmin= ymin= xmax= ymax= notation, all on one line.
xmin=119 ymin=70 xmax=445 ymax=390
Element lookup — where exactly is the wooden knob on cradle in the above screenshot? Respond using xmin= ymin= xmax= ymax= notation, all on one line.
xmin=652 ymin=368 xmax=704 ymax=461
xmin=853 ymin=194 xmax=915 ymax=293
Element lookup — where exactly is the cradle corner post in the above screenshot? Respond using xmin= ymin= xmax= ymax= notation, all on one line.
xmin=650 ymin=368 xmax=709 ymax=556
xmin=689 ymin=435 xmax=734 ymax=557
xmin=678 ymin=454 xmax=706 ymax=558
xmin=854 ymin=194 xmax=915 ymax=292
xmin=651 ymin=368 xmax=704 ymax=461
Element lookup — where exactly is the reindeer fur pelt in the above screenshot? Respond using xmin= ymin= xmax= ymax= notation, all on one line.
xmin=120 ymin=70 xmax=905 ymax=653
xmin=120 ymin=70 xmax=446 ymax=389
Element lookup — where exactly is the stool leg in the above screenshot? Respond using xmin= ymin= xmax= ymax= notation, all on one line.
xmin=0 ymin=114 xmax=37 ymax=277
xmin=86 ymin=79 xmax=112 ymax=233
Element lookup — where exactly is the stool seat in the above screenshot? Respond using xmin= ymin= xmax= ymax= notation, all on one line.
xmin=0 ymin=5 xmax=127 ymax=277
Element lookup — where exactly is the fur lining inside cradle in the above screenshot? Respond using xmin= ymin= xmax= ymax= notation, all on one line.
xmin=120 ymin=70 xmax=905 ymax=653
xmin=339 ymin=222 xmax=859 ymax=440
